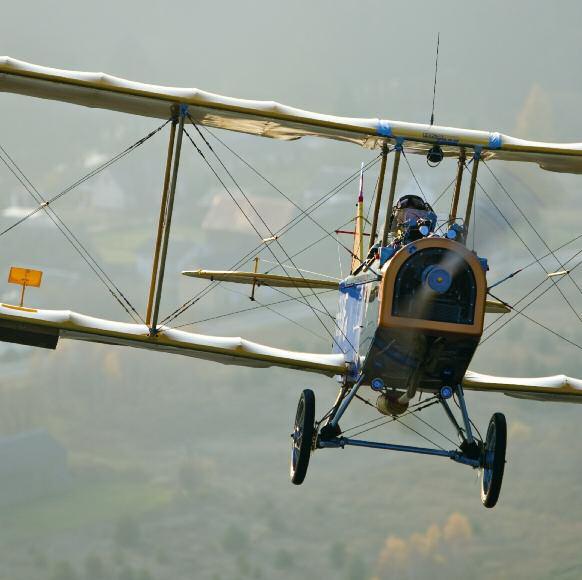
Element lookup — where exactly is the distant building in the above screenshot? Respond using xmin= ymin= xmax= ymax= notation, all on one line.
xmin=0 ymin=429 xmax=70 ymax=506
xmin=84 ymin=171 xmax=126 ymax=210
xmin=199 ymin=193 xmax=296 ymax=273
xmin=202 ymin=194 xmax=294 ymax=235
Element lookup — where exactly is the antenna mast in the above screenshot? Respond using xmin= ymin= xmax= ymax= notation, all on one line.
xmin=430 ymin=33 xmax=440 ymax=126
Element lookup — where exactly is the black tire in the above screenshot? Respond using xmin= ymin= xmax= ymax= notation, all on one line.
xmin=290 ymin=389 xmax=315 ymax=485
xmin=481 ymin=412 xmax=507 ymax=508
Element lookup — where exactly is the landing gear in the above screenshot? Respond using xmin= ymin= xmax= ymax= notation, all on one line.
xmin=290 ymin=380 xmax=508 ymax=509
xmin=290 ymin=389 xmax=315 ymax=485
xmin=480 ymin=412 xmax=507 ymax=508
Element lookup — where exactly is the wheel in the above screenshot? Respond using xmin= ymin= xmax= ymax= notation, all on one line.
xmin=480 ymin=412 xmax=507 ymax=508
xmin=290 ymin=389 xmax=315 ymax=485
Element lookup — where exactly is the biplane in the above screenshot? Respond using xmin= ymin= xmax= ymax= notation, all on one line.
xmin=1 ymin=57 xmax=582 ymax=509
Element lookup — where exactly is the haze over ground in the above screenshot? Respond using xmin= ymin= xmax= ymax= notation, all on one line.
xmin=0 ymin=2 xmax=582 ymax=579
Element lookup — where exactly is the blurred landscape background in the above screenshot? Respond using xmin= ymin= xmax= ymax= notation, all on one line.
xmin=1 ymin=2 xmax=582 ymax=579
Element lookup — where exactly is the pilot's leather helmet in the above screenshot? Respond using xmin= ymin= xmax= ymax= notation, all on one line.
xmin=395 ymin=194 xmax=433 ymax=212
xmin=390 ymin=195 xmax=436 ymax=234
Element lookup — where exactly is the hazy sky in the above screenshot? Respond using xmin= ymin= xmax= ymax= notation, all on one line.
xmin=3 ymin=0 xmax=582 ymax=134
xmin=2 ymin=1 xmax=582 ymax=372
xmin=2 ymin=5 xmax=582 ymax=580
xmin=1 ymin=1 xmax=581 ymax=362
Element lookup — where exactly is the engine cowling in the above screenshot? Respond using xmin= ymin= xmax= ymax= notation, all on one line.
xmin=360 ymin=237 xmax=487 ymax=394
xmin=379 ymin=237 xmax=487 ymax=336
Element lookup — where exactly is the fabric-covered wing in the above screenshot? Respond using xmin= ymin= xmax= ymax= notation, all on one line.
xmin=0 ymin=304 xmax=347 ymax=376
xmin=2 ymin=57 xmax=582 ymax=173
xmin=182 ymin=269 xmax=338 ymax=289
xmin=463 ymin=370 xmax=582 ymax=402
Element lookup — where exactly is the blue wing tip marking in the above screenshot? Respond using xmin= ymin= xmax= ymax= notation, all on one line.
xmin=488 ymin=132 xmax=502 ymax=149
xmin=378 ymin=120 xmax=393 ymax=138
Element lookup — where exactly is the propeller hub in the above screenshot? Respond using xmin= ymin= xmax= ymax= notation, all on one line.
xmin=423 ymin=265 xmax=452 ymax=293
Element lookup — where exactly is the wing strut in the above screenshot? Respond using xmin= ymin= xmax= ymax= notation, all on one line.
xmin=448 ymin=149 xmax=466 ymax=224
xmin=381 ymin=143 xmax=402 ymax=246
xmin=368 ymin=143 xmax=389 ymax=250
xmin=147 ymin=105 xmax=187 ymax=334
xmin=146 ymin=112 xmax=177 ymax=326
xmin=463 ymin=150 xmax=481 ymax=236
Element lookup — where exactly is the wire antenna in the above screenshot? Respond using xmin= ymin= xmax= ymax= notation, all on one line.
xmin=430 ymin=33 xmax=440 ymax=126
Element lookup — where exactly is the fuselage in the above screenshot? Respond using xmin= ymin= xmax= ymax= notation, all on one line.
xmin=334 ymin=236 xmax=488 ymax=397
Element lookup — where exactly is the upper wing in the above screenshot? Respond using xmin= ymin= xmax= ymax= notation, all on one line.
xmin=2 ymin=57 xmax=582 ymax=173
xmin=463 ymin=370 xmax=582 ymax=403
xmin=0 ymin=304 xmax=347 ymax=377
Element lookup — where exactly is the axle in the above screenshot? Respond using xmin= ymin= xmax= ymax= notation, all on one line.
xmin=318 ymin=436 xmax=481 ymax=468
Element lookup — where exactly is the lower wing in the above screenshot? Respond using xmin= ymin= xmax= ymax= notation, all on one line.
xmin=1 ymin=303 xmax=579 ymax=400
xmin=463 ymin=370 xmax=582 ymax=403
xmin=0 ymin=304 xmax=347 ymax=377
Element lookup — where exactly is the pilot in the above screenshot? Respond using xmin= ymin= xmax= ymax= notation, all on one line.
xmin=390 ymin=195 xmax=437 ymax=243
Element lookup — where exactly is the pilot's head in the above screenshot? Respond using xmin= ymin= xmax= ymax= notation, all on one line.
xmin=390 ymin=195 xmax=437 ymax=241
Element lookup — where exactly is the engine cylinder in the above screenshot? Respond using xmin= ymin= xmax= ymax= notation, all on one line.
xmin=376 ymin=392 xmax=409 ymax=416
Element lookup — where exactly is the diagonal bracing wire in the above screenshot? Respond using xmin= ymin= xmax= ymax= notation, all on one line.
xmin=264 ymin=217 xmax=355 ymax=276
xmin=481 ymin=250 xmax=582 ymax=346
xmin=163 ymin=159 xmax=380 ymax=326
xmin=401 ymin=150 xmax=432 ymax=205
xmin=172 ymin=289 xmax=336 ymax=331
xmin=160 ymin=150 xmax=381 ymax=327
xmin=472 ymin=165 xmax=582 ymax=323
xmin=1 ymin=146 xmax=142 ymax=322
xmin=486 ymin=290 xmax=582 ymax=351
xmin=0 ymin=120 xmax=170 ymax=238
xmin=488 ymin=231 xmax=582 ymax=291
xmin=179 ymin=127 xmax=351 ymax=351
xmin=189 ymin=122 xmax=343 ymax=327
xmin=483 ymin=160 xmax=582 ymax=299
xmin=0 ymin=121 xmax=172 ymax=322
xmin=161 ymin=159 xmax=378 ymax=326
xmin=188 ymin=122 xmax=366 ymax=354
xmin=201 ymin=126 xmax=365 ymax=260
xmin=395 ymin=417 xmax=446 ymax=451
xmin=485 ymin=256 xmax=579 ymax=336
xmin=342 ymin=396 xmax=448 ymax=451
xmin=218 ymin=285 xmax=331 ymax=343
xmin=483 ymin=233 xmax=582 ymax=342
xmin=258 ymin=259 xmax=340 ymax=281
